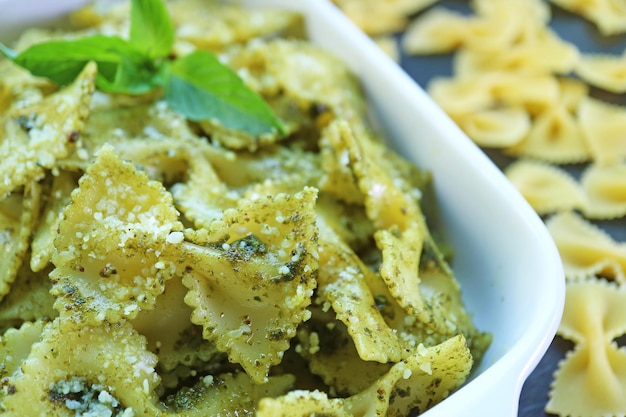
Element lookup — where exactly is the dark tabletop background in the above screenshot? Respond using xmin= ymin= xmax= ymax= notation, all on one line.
xmin=396 ymin=1 xmax=626 ymax=416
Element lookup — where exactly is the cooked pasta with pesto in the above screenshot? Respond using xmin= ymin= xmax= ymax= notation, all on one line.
xmin=0 ymin=0 xmax=490 ymax=416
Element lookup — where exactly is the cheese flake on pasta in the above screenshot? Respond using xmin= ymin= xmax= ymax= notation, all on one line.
xmin=181 ymin=188 xmax=319 ymax=383
xmin=50 ymin=145 xmax=183 ymax=325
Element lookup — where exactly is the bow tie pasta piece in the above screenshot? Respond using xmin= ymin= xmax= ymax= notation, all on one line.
xmin=0 ymin=62 xmax=96 ymax=199
xmin=547 ymin=280 xmax=626 ymax=417
xmin=50 ymin=145 xmax=184 ymax=325
xmin=452 ymin=107 xmax=531 ymax=148
xmin=163 ymin=372 xmax=294 ymax=417
xmin=0 ymin=181 xmax=42 ymax=301
xmin=0 ymin=320 xmax=45 ymax=382
xmin=504 ymin=159 xmax=586 ymax=215
xmin=575 ymin=52 xmax=626 ymax=94
xmin=131 ymin=276 xmax=220 ymax=376
xmin=60 ymin=99 xmax=198 ymax=172
xmin=181 ymin=188 xmax=318 ymax=384
xmin=581 ymin=163 xmax=626 ymax=219
xmin=315 ymin=226 xmax=405 ymax=364
xmin=257 ymin=334 xmax=472 ymax=417
xmin=546 ymin=211 xmax=626 ymax=283
xmin=30 ymin=171 xmax=79 ymax=272
xmin=295 ymin=317 xmax=393 ymax=396
xmin=505 ymin=105 xmax=590 ymax=164
xmin=0 ymin=255 xmax=56 ymax=330
xmin=170 ymin=149 xmax=240 ymax=229
xmin=401 ymin=7 xmax=468 ymax=55
xmin=549 ymin=0 xmax=626 ymax=36
xmin=579 ymin=96 xmax=626 ymax=167
xmin=454 ymin=27 xmax=579 ymax=76
xmin=1 ymin=318 xmax=161 ymax=416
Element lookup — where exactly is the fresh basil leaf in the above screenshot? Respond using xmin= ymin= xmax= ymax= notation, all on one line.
xmin=96 ymin=55 xmax=161 ymax=95
xmin=164 ymin=51 xmax=285 ymax=136
xmin=9 ymin=35 xmax=142 ymax=86
xmin=130 ymin=0 xmax=174 ymax=59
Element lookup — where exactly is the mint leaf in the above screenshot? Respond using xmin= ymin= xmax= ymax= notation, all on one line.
xmin=9 ymin=35 xmax=142 ymax=86
xmin=164 ymin=51 xmax=285 ymax=136
xmin=130 ymin=0 xmax=174 ymax=59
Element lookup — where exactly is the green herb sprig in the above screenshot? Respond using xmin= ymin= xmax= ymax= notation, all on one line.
xmin=0 ymin=0 xmax=285 ymax=136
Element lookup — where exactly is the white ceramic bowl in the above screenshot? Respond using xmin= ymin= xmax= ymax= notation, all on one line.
xmin=0 ymin=1 xmax=565 ymax=416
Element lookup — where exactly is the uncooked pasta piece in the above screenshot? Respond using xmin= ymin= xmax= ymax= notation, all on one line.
xmin=505 ymin=105 xmax=590 ymax=164
xmin=546 ymin=211 xmax=626 ymax=282
xmin=427 ymin=76 xmax=495 ymax=117
xmin=163 ymin=372 xmax=295 ymax=417
xmin=0 ymin=182 xmax=40 ymax=300
xmin=454 ymin=27 xmax=579 ymax=76
xmin=0 ymin=62 xmax=96 ymax=198
xmin=575 ymin=52 xmax=626 ymax=94
xmin=333 ymin=0 xmax=439 ymax=36
xmin=549 ymin=0 xmax=626 ymax=36
xmin=50 ymin=146 xmax=183 ymax=325
xmin=373 ymin=36 xmax=399 ymax=62
xmin=486 ymin=73 xmax=560 ymax=115
xmin=181 ymin=188 xmax=319 ymax=384
xmin=578 ymin=96 xmax=626 ymax=166
xmin=401 ymin=7 xmax=467 ymax=55
xmin=581 ymin=163 xmax=626 ymax=219
xmin=453 ymin=107 xmax=531 ymax=148
xmin=505 ymin=159 xmax=585 ymax=215
xmin=1 ymin=318 xmax=161 ymax=416
xmin=548 ymin=279 xmax=626 ymax=416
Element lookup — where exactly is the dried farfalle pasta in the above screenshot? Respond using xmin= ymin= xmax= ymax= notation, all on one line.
xmin=505 ymin=159 xmax=586 ymax=215
xmin=546 ymin=211 xmax=626 ymax=282
xmin=578 ymin=96 xmax=626 ymax=166
xmin=453 ymin=107 xmax=531 ymax=148
xmin=402 ymin=7 xmax=467 ymax=55
xmin=505 ymin=105 xmax=590 ymax=164
xmin=548 ymin=279 xmax=626 ymax=416
xmin=575 ymin=52 xmax=626 ymax=94
xmin=50 ymin=145 xmax=183 ymax=325
xmin=549 ymin=0 xmax=626 ymax=36
xmin=580 ymin=163 xmax=626 ymax=219
xmin=333 ymin=0 xmax=439 ymax=36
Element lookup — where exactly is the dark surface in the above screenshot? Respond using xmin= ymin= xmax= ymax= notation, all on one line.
xmin=397 ymin=1 xmax=626 ymax=416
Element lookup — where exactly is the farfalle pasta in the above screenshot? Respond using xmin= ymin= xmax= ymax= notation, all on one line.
xmin=0 ymin=1 xmax=489 ymax=416
xmin=546 ymin=211 xmax=626 ymax=283
xmin=548 ymin=279 xmax=626 ymax=416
